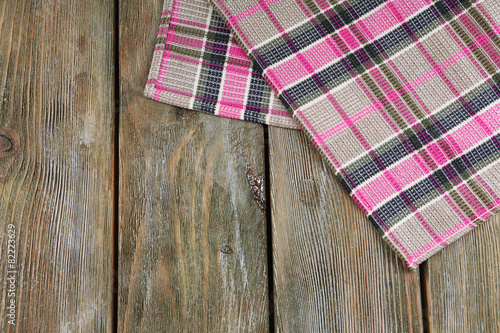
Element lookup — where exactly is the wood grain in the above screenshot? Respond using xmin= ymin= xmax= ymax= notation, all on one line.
xmin=268 ymin=127 xmax=423 ymax=332
xmin=0 ymin=0 xmax=114 ymax=331
xmin=118 ymin=1 xmax=270 ymax=331
xmin=424 ymin=215 xmax=500 ymax=332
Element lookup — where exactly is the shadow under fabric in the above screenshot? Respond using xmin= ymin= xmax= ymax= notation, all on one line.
xmin=146 ymin=0 xmax=500 ymax=269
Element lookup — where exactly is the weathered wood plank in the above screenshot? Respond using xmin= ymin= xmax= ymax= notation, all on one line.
xmin=268 ymin=127 xmax=423 ymax=332
xmin=118 ymin=1 xmax=269 ymax=331
xmin=424 ymin=215 xmax=500 ymax=332
xmin=0 ymin=0 xmax=114 ymax=331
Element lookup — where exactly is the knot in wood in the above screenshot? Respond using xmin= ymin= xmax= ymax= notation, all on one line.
xmin=0 ymin=129 xmax=20 ymax=158
xmin=0 ymin=135 xmax=12 ymax=152
xmin=219 ymin=245 xmax=234 ymax=255
xmin=246 ymin=165 xmax=266 ymax=212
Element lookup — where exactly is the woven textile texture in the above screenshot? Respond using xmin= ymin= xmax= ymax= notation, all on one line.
xmin=145 ymin=0 xmax=299 ymax=128
xmin=147 ymin=0 xmax=500 ymax=268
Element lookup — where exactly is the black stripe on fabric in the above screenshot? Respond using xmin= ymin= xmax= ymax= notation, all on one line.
xmin=370 ymin=133 xmax=500 ymax=229
xmin=340 ymin=76 xmax=500 ymax=192
xmin=276 ymin=0 xmax=473 ymax=109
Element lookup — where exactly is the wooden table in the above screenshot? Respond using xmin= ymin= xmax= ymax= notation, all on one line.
xmin=1 ymin=0 xmax=499 ymax=331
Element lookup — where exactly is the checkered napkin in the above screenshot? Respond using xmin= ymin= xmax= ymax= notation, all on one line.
xmin=145 ymin=0 xmax=299 ymax=128
xmin=146 ymin=0 xmax=500 ymax=268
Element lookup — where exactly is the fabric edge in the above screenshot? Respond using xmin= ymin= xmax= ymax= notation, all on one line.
xmin=146 ymin=82 xmax=301 ymax=129
xmin=288 ymin=111 xmax=413 ymax=271
xmin=401 ymin=202 xmax=500 ymax=269
xmin=208 ymin=0 xmax=500 ymax=270
xmin=292 ymin=110 xmax=500 ymax=270
xmin=144 ymin=0 xmax=301 ymax=130
xmin=144 ymin=0 xmax=175 ymax=100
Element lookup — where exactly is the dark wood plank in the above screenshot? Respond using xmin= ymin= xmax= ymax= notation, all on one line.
xmin=424 ymin=215 xmax=500 ymax=332
xmin=118 ymin=1 xmax=270 ymax=331
xmin=0 ymin=0 xmax=114 ymax=331
xmin=269 ymin=127 xmax=423 ymax=332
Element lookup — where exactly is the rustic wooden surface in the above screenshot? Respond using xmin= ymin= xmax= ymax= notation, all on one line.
xmin=424 ymin=215 xmax=500 ymax=332
xmin=0 ymin=0 xmax=114 ymax=332
xmin=268 ymin=127 xmax=423 ymax=332
xmin=118 ymin=0 xmax=269 ymax=332
xmin=1 ymin=0 xmax=500 ymax=331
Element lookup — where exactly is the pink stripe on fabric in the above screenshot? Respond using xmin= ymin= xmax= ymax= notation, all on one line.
xmin=427 ymin=143 xmax=448 ymax=165
xmin=438 ymin=4 xmax=500 ymax=204
xmin=406 ymin=197 xmax=500 ymax=266
xmin=219 ymin=65 xmax=251 ymax=118
xmin=294 ymin=110 xmax=343 ymax=169
xmin=361 ymin=0 xmax=412 ymax=38
xmin=386 ymin=229 xmax=413 ymax=262
xmin=460 ymin=14 xmax=500 ymax=68
xmin=366 ymin=143 xmax=452 ymax=250
xmin=354 ymin=101 xmax=500 ymax=210
xmin=204 ymin=0 xmax=500 ymax=268
xmin=218 ymin=105 xmax=243 ymax=119
xmin=314 ymin=0 xmax=331 ymax=11
xmin=176 ymin=18 xmax=212 ymax=30
xmin=258 ymin=0 xmax=286 ymax=33
xmin=272 ymin=58 xmax=311 ymax=88
xmin=302 ymin=39 xmax=343 ymax=63
xmin=293 ymin=0 xmax=315 ymax=18
xmin=271 ymin=40 xmax=343 ymax=88
xmin=362 ymin=145 xmax=444 ymax=247
xmin=458 ymin=184 xmax=485 ymax=213
xmin=288 ymin=3 xmax=498 ymax=228
xmin=355 ymin=155 xmax=427 ymax=211
xmin=295 ymin=108 xmax=415 ymax=262
xmin=475 ymin=0 xmax=500 ymax=29
xmin=356 ymin=69 xmax=402 ymax=134
xmin=264 ymin=0 xmax=428 ymax=71
xmin=354 ymin=175 xmax=398 ymax=212
xmin=452 ymin=104 xmax=500 ymax=151
xmin=229 ymin=0 xmax=283 ymax=25
xmin=369 ymin=1 xmax=456 ymax=247
xmin=154 ymin=55 xmax=171 ymax=101
xmin=155 ymin=0 xmax=183 ymax=100
xmin=312 ymin=26 xmax=500 ymax=146
xmin=212 ymin=0 xmax=256 ymax=52
xmin=228 ymin=42 xmax=249 ymax=59
xmin=339 ymin=27 xmax=361 ymax=49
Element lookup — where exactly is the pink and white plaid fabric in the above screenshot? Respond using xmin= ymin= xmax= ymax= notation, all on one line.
xmin=145 ymin=0 xmax=299 ymax=128
xmin=147 ymin=0 xmax=500 ymax=268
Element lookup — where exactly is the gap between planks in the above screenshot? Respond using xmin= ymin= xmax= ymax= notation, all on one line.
xmin=263 ymin=125 xmax=276 ymax=333
xmin=112 ymin=0 xmax=120 ymax=332
xmin=420 ymin=260 xmax=431 ymax=333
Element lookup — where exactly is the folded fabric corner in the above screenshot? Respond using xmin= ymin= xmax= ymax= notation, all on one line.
xmin=147 ymin=0 xmax=500 ymax=269
xmin=145 ymin=0 xmax=300 ymax=129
